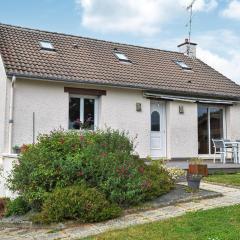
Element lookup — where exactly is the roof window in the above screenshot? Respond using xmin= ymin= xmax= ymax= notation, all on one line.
xmin=174 ymin=60 xmax=191 ymax=70
xmin=39 ymin=41 xmax=55 ymax=50
xmin=114 ymin=50 xmax=131 ymax=63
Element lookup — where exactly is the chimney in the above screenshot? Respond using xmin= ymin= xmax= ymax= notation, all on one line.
xmin=178 ymin=38 xmax=197 ymax=58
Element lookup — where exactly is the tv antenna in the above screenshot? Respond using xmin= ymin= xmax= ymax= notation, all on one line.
xmin=186 ymin=0 xmax=196 ymax=54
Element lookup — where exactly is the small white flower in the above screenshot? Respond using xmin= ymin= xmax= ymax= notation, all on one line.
xmin=208 ymin=237 xmax=221 ymax=240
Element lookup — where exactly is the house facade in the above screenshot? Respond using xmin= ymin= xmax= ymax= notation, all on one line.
xmin=0 ymin=24 xmax=240 ymax=163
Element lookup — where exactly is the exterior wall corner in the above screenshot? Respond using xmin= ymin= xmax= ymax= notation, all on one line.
xmin=0 ymin=54 xmax=8 ymax=154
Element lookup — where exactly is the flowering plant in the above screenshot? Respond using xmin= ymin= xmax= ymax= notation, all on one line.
xmin=189 ymin=157 xmax=204 ymax=165
xmin=164 ymin=167 xmax=186 ymax=181
xmin=146 ymin=158 xmax=185 ymax=182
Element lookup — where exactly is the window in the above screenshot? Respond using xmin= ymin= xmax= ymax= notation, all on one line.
xmin=39 ymin=41 xmax=54 ymax=50
xmin=174 ymin=60 xmax=191 ymax=70
xmin=69 ymin=96 xmax=97 ymax=130
xmin=114 ymin=51 xmax=131 ymax=62
xmin=151 ymin=111 xmax=160 ymax=131
xmin=198 ymin=105 xmax=224 ymax=154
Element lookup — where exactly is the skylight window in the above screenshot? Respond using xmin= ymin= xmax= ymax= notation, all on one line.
xmin=39 ymin=41 xmax=54 ymax=50
xmin=174 ymin=60 xmax=191 ymax=70
xmin=114 ymin=51 xmax=131 ymax=63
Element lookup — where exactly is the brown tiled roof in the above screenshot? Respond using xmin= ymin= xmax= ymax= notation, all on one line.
xmin=1 ymin=23 xmax=240 ymax=100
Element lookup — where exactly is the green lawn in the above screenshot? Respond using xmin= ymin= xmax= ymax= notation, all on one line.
xmin=205 ymin=173 xmax=240 ymax=186
xmin=83 ymin=205 xmax=240 ymax=240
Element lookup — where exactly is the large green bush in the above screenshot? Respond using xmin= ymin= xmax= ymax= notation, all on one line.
xmin=8 ymin=129 xmax=173 ymax=214
xmin=32 ymin=184 xmax=122 ymax=224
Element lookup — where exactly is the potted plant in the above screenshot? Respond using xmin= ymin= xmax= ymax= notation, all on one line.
xmin=12 ymin=145 xmax=21 ymax=154
xmin=20 ymin=144 xmax=30 ymax=154
xmin=187 ymin=173 xmax=202 ymax=191
xmin=188 ymin=157 xmax=208 ymax=177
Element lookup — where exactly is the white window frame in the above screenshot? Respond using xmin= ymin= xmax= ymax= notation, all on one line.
xmin=174 ymin=60 xmax=191 ymax=70
xmin=198 ymin=104 xmax=226 ymax=157
xmin=69 ymin=94 xmax=99 ymax=130
xmin=39 ymin=41 xmax=54 ymax=50
xmin=114 ymin=52 xmax=129 ymax=61
xmin=113 ymin=51 xmax=132 ymax=63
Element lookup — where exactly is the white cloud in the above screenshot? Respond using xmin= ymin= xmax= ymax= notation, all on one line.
xmin=198 ymin=47 xmax=240 ymax=84
xmin=222 ymin=0 xmax=240 ymax=20
xmin=195 ymin=30 xmax=240 ymax=84
xmin=76 ymin=0 xmax=218 ymax=35
xmin=196 ymin=29 xmax=240 ymax=55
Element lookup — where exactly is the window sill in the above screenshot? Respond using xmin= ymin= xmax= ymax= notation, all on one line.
xmin=1 ymin=153 xmax=19 ymax=158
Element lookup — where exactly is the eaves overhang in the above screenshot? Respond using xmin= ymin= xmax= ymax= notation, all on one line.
xmin=6 ymin=72 xmax=240 ymax=102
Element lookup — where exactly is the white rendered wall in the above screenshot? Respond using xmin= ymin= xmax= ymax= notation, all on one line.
xmin=11 ymin=79 xmax=151 ymax=158
xmin=226 ymin=103 xmax=240 ymax=141
xmin=166 ymin=101 xmax=198 ymax=159
xmin=0 ymin=155 xmax=18 ymax=198
xmin=99 ymin=88 xmax=151 ymax=158
xmin=8 ymin=77 xmax=240 ymax=160
xmin=13 ymin=79 xmax=69 ymax=146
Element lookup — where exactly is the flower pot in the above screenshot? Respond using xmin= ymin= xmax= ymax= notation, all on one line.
xmin=187 ymin=174 xmax=202 ymax=191
xmin=20 ymin=144 xmax=29 ymax=153
xmin=188 ymin=164 xmax=208 ymax=177
xmin=13 ymin=148 xmax=21 ymax=154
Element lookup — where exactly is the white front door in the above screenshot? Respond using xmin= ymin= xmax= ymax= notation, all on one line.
xmin=150 ymin=101 xmax=166 ymax=158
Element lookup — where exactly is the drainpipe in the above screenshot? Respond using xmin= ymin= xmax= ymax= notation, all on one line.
xmin=8 ymin=76 xmax=16 ymax=154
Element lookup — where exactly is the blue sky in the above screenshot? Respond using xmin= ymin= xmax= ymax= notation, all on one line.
xmin=1 ymin=0 xmax=240 ymax=83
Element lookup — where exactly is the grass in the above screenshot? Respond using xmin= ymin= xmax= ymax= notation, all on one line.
xmin=83 ymin=204 xmax=240 ymax=240
xmin=205 ymin=173 xmax=240 ymax=186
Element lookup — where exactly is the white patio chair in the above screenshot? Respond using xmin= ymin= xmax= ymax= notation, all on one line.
xmin=212 ymin=139 xmax=234 ymax=164
xmin=224 ymin=139 xmax=238 ymax=164
xmin=235 ymin=140 xmax=240 ymax=163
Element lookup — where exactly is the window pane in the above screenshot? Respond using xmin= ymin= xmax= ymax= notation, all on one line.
xmin=151 ymin=111 xmax=160 ymax=131
xmin=69 ymin=98 xmax=80 ymax=129
xmin=39 ymin=41 xmax=54 ymax=50
xmin=84 ymin=99 xmax=95 ymax=130
xmin=198 ymin=106 xmax=209 ymax=154
xmin=210 ymin=108 xmax=223 ymax=154
xmin=114 ymin=52 xmax=129 ymax=61
xmin=175 ymin=60 xmax=191 ymax=69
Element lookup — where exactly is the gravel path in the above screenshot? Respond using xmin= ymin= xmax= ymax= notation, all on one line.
xmin=1 ymin=182 xmax=240 ymax=240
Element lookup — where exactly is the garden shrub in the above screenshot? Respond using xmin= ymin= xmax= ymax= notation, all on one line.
xmin=31 ymin=184 xmax=122 ymax=224
xmin=8 ymin=129 xmax=174 ymax=214
xmin=142 ymin=162 xmax=174 ymax=200
xmin=8 ymin=130 xmax=85 ymax=209
xmin=5 ymin=196 xmax=30 ymax=217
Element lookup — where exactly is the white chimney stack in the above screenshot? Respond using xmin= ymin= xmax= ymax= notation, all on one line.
xmin=178 ymin=38 xmax=197 ymax=58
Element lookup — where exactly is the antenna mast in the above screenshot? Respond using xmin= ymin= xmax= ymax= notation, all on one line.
xmin=186 ymin=0 xmax=196 ymax=55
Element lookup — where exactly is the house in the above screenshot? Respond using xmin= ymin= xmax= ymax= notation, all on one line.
xmin=1 ymin=23 xmax=240 ymax=164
